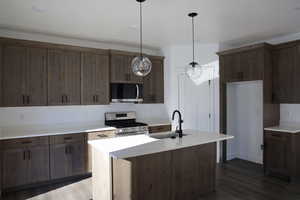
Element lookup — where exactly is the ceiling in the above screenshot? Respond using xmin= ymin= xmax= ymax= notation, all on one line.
xmin=1 ymin=0 xmax=300 ymax=49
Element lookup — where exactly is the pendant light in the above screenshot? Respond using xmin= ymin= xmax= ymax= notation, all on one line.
xmin=131 ymin=0 xmax=152 ymax=77
xmin=186 ymin=12 xmax=203 ymax=83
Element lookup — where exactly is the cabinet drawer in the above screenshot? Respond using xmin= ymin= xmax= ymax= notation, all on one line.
xmin=87 ymin=131 xmax=116 ymax=141
xmin=265 ymin=131 xmax=290 ymax=140
xmin=1 ymin=136 xmax=49 ymax=149
xmin=149 ymin=124 xmax=171 ymax=134
xmin=50 ymin=133 xmax=85 ymax=145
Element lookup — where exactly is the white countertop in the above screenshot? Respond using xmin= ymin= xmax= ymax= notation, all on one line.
xmin=0 ymin=121 xmax=116 ymax=140
xmin=0 ymin=119 xmax=171 ymax=141
xmin=264 ymin=125 xmax=300 ymax=134
xmin=88 ymin=129 xmax=233 ymax=159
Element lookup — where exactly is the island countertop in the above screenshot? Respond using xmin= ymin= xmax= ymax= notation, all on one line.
xmin=88 ymin=129 xmax=233 ymax=159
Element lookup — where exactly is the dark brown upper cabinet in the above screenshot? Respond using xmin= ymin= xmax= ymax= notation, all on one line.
xmin=218 ymin=45 xmax=267 ymax=83
xmin=48 ymin=49 xmax=81 ymax=105
xmin=143 ymin=57 xmax=164 ymax=103
xmin=272 ymin=46 xmax=297 ymax=103
xmin=81 ymin=52 xmax=109 ymax=105
xmin=2 ymin=45 xmax=47 ymax=107
xmin=110 ymin=51 xmax=143 ymax=84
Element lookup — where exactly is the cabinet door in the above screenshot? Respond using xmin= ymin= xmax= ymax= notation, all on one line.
xmin=110 ymin=54 xmax=143 ymax=83
xmin=64 ymin=51 xmax=81 ymax=105
xmin=221 ymin=54 xmax=242 ymax=82
xmin=240 ymin=49 xmax=264 ymax=81
xmin=25 ymin=47 xmax=47 ymax=106
xmin=82 ymin=53 xmax=109 ymax=105
xmin=27 ymin=146 xmax=50 ymax=184
xmin=0 ymin=46 xmax=2 ymax=107
xmin=2 ymin=148 xmax=28 ymax=189
xmin=295 ymin=45 xmax=300 ymax=102
xmin=68 ymin=142 xmax=86 ymax=176
xmin=265 ymin=132 xmax=290 ymax=176
xmin=143 ymin=59 xmax=164 ymax=103
xmin=48 ymin=49 xmax=81 ymax=105
xmin=50 ymin=144 xmax=69 ymax=179
xmin=110 ymin=54 xmax=129 ymax=83
xmin=48 ymin=49 xmax=65 ymax=105
xmin=2 ymin=45 xmax=26 ymax=106
xmin=273 ymin=47 xmax=297 ymax=103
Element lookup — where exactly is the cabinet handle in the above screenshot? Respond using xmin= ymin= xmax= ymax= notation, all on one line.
xmin=64 ymin=137 xmax=72 ymax=140
xmin=27 ymin=96 xmax=30 ymax=105
xmin=68 ymin=146 xmax=72 ymax=154
xmin=21 ymin=141 xmax=32 ymax=144
xmin=28 ymin=150 xmax=31 ymax=160
xmin=65 ymin=146 xmax=68 ymax=154
xmin=23 ymin=151 xmax=26 ymax=160
xmin=22 ymin=95 xmax=25 ymax=105
xmin=62 ymin=96 xmax=64 ymax=103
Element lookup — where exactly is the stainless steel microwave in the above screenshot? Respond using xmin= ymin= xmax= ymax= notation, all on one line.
xmin=110 ymin=83 xmax=143 ymax=103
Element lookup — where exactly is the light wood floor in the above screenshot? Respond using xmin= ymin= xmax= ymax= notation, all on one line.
xmin=3 ymin=159 xmax=300 ymax=200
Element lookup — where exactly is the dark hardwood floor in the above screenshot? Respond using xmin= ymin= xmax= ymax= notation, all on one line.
xmin=2 ymin=159 xmax=300 ymax=200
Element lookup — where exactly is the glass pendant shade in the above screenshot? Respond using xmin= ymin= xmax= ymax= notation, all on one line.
xmin=186 ymin=63 xmax=203 ymax=85
xmin=132 ymin=55 xmax=152 ymax=77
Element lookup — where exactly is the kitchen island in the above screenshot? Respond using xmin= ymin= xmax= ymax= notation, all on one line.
xmin=89 ymin=130 xmax=233 ymax=200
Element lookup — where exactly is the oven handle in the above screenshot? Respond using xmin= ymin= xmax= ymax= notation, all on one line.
xmin=136 ymin=84 xmax=139 ymax=100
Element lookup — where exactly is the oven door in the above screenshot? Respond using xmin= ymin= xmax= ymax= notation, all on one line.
xmin=111 ymin=83 xmax=143 ymax=103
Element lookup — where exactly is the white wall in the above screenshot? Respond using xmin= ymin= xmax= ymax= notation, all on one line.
xmin=280 ymin=104 xmax=300 ymax=125
xmin=0 ymin=104 xmax=168 ymax=127
xmin=162 ymin=43 xmax=220 ymax=131
xmin=0 ymin=29 xmax=168 ymax=127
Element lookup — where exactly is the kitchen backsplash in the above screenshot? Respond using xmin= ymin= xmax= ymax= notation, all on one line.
xmin=280 ymin=104 xmax=300 ymax=124
xmin=0 ymin=104 xmax=169 ymax=127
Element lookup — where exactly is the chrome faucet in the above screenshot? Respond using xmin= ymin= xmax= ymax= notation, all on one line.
xmin=172 ymin=110 xmax=183 ymax=138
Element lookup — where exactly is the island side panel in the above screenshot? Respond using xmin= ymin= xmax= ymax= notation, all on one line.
xmin=113 ymin=151 xmax=172 ymax=200
xmin=171 ymin=142 xmax=217 ymax=200
xmin=112 ymin=142 xmax=217 ymax=200
xmin=92 ymin=148 xmax=113 ymax=200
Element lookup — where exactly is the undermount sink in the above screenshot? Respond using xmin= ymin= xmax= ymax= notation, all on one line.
xmin=150 ymin=132 xmax=188 ymax=139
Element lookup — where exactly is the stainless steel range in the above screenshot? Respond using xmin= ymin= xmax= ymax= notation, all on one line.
xmin=105 ymin=111 xmax=148 ymax=136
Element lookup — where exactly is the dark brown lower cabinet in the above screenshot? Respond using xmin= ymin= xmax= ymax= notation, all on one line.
xmin=2 ymin=148 xmax=28 ymax=189
xmin=1 ymin=137 xmax=50 ymax=189
xmin=0 ymin=133 xmax=88 ymax=195
xmin=113 ymin=143 xmax=216 ymax=200
xmin=264 ymin=131 xmax=300 ymax=181
xmin=50 ymin=134 xmax=86 ymax=179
